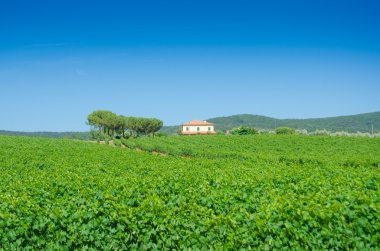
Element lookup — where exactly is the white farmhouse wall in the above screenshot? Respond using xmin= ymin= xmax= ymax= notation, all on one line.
xmin=183 ymin=125 xmax=214 ymax=133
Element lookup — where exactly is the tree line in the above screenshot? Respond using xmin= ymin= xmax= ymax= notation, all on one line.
xmin=87 ymin=110 xmax=163 ymax=139
xmin=230 ymin=126 xmax=296 ymax=135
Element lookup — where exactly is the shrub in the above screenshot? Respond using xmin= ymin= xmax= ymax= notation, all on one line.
xmin=231 ymin=126 xmax=258 ymax=135
xmin=276 ymin=127 xmax=295 ymax=135
xmin=155 ymin=132 xmax=167 ymax=137
xmin=125 ymin=140 xmax=136 ymax=148
xmin=89 ymin=129 xmax=106 ymax=141
xmin=113 ymin=139 xmax=122 ymax=147
xmin=105 ymin=136 xmax=111 ymax=145
xmin=98 ymin=133 xmax=106 ymax=141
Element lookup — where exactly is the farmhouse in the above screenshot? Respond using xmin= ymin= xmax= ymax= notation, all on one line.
xmin=180 ymin=120 xmax=216 ymax=135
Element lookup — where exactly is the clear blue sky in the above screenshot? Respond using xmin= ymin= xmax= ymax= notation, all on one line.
xmin=1 ymin=0 xmax=379 ymax=131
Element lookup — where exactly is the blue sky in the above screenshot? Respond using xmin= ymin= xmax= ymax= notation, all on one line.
xmin=0 ymin=0 xmax=379 ymax=131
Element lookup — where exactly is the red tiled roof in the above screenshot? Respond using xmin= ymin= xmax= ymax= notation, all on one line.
xmin=182 ymin=120 xmax=214 ymax=126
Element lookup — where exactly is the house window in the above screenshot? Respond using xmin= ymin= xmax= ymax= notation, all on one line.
xmin=186 ymin=127 xmax=189 ymax=131
xmin=208 ymin=127 xmax=211 ymax=131
xmin=197 ymin=127 xmax=200 ymax=131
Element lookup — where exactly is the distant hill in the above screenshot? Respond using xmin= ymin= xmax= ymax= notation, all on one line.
xmin=0 ymin=130 xmax=89 ymax=140
xmin=161 ymin=111 xmax=380 ymax=134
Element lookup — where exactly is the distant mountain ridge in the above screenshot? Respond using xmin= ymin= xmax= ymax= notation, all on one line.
xmin=0 ymin=130 xmax=89 ymax=140
xmin=160 ymin=111 xmax=380 ymax=135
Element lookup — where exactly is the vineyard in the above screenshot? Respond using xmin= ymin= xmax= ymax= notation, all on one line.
xmin=0 ymin=135 xmax=379 ymax=249
xmin=123 ymin=135 xmax=380 ymax=168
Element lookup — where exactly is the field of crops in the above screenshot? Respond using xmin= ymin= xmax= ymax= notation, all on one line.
xmin=0 ymin=135 xmax=379 ymax=249
xmin=124 ymin=135 xmax=380 ymax=168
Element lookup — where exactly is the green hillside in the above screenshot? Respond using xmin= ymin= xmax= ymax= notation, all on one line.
xmin=161 ymin=111 xmax=380 ymax=134
xmin=0 ymin=130 xmax=89 ymax=140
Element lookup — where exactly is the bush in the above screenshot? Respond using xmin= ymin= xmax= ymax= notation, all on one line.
xmin=231 ymin=126 xmax=258 ymax=135
xmin=155 ymin=132 xmax=167 ymax=137
xmin=113 ymin=139 xmax=122 ymax=147
xmin=276 ymin=127 xmax=295 ymax=135
xmin=124 ymin=140 xmax=136 ymax=148
xmin=105 ymin=136 xmax=111 ymax=145
xmin=89 ymin=129 xmax=106 ymax=141
xmin=98 ymin=133 xmax=106 ymax=141
xmin=89 ymin=129 xmax=99 ymax=140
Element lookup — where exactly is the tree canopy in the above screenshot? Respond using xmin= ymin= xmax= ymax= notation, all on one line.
xmin=230 ymin=126 xmax=258 ymax=135
xmin=275 ymin=127 xmax=296 ymax=135
xmin=87 ymin=111 xmax=163 ymax=139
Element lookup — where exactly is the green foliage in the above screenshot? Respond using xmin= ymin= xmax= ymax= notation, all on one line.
xmin=0 ymin=135 xmax=379 ymax=249
xmin=276 ymin=127 xmax=296 ymax=135
xmin=230 ymin=126 xmax=258 ymax=135
xmin=127 ymin=117 xmax=163 ymax=136
xmin=120 ymin=137 xmax=128 ymax=146
xmin=155 ymin=132 xmax=167 ymax=137
xmin=104 ymin=136 xmax=110 ymax=145
xmin=125 ymin=135 xmax=380 ymax=167
xmin=87 ymin=110 xmax=114 ymax=134
xmin=89 ymin=129 xmax=105 ymax=141
xmin=87 ymin=110 xmax=163 ymax=138
xmin=113 ymin=139 xmax=122 ymax=147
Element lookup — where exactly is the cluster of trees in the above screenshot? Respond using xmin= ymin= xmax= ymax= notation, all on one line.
xmin=275 ymin=127 xmax=296 ymax=135
xmin=229 ymin=126 xmax=379 ymax=137
xmin=230 ymin=126 xmax=259 ymax=135
xmin=87 ymin=110 xmax=163 ymax=139
xmin=229 ymin=126 xmax=297 ymax=135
